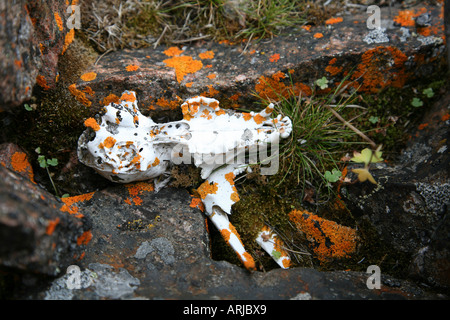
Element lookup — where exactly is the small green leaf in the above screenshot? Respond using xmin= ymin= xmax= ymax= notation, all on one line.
xmin=271 ymin=250 xmax=282 ymax=260
xmin=46 ymin=158 xmax=58 ymax=166
xmin=411 ymin=97 xmax=423 ymax=107
xmin=324 ymin=168 xmax=342 ymax=183
xmin=350 ymin=148 xmax=383 ymax=165
xmin=37 ymin=155 xmax=47 ymax=168
xmin=315 ymin=77 xmax=329 ymax=89
xmin=352 ymin=168 xmax=377 ymax=184
xmin=368 ymin=116 xmax=379 ymax=124
xmin=24 ymin=104 xmax=32 ymax=111
xmin=35 ymin=147 xmax=41 ymax=154
xmin=422 ymin=88 xmax=434 ymax=98
xmin=61 ymin=193 xmax=70 ymax=198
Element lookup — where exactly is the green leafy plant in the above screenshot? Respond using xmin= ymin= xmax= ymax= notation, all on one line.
xmin=350 ymin=146 xmax=383 ymax=184
xmin=368 ymin=116 xmax=379 ymax=124
xmin=422 ymin=88 xmax=434 ymax=98
xmin=35 ymin=147 xmax=61 ymax=197
xmin=315 ymin=76 xmax=329 ymax=90
xmin=411 ymin=97 xmax=423 ymax=107
xmin=324 ymin=168 xmax=342 ymax=183
xmin=24 ymin=103 xmax=32 ymax=111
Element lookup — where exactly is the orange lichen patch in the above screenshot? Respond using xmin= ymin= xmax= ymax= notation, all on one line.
xmin=189 ymin=197 xmax=205 ymax=212
xmin=99 ymin=136 xmax=117 ymax=149
xmin=206 ymin=73 xmax=216 ymax=79
xmin=196 ymin=180 xmax=219 ymax=199
xmin=82 ymin=86 xmax=95 ymax=97
xmin=201 ymin=85 xmax=219 ymax=97
xmin=215 ymin=109 xmax=226 ymax=116
xmin=77 ymin=230 xmax=93 ymax=246
xmin=313 ymin=33 xmax=323 ymax=39
xmin=240 ymin=252 xmax=256 ymax=271
xmin=393 ymin=7 xmax=427 ymax=27
xmin=325 ymin=17 xmax=343 ymax=25
xmin=62 ymin=28 xmax=75 ymax=54
xmin=80 ymin=72 xmax=97 ymax=82
xmin=125 ymin=64 xmax=139 ymax=72
xmin=230 ymin=187 xmax=240 ymax=202
xmin=60 ymin=192 xmax=95 ymax=219
xmin=185 ymin=82 xmax=193 ymax=88
xmin=418 ymin=123 xmax=429 ymax=130
xmin=103 ymin=93 xmax=120 ymax=106
xmin=46 ymin=218 xmax=60 ymax=235
xmin=441 ymin=113 xmax=450 ymax=121
xmin=200 ymin=109 xmax=212 ymax=120
xmin=225 ymin=172 xmax=235 ymax=185
xmin=255 ymin=71 xmax=310 ymax=101
xmin=242 ymin=112 xmax=252 ymax=121
xmin=84 ymin=117 xmax=100 ymax=131
xmin=54 ymin=12 xmax=63 ymax=31
xmin=325 ymin=57 xmax=343 ymax=76
xmin=120 ymin=92 xmax=136 ymax=102
xmin=156 ymin=97 xmax=180 ymax=110
xmin=124 ymin=181 xmax=154 ymax=206
xmin=181 ymin=101 xmax=200 ymax=121
xmin=14 ymin=59 xmax=22 ymax=68
xmin=68 ymin=84 xmax=92 ymax=106
xmin=151 ymin=157 xmax=160 ymax=167
xmin=199 ymin=50 xmax=214 ymax=60
xmin=253 ymin=114 xmax=266 ymax=125
xmin=11 ymin=151 xmax=35 ymax=182
xmin=302 ymin=25 xmax=311 ymax=31
xmin=36 ymin=75 xmax=50 ymax=90
xmin=351 ymin=46 xmax=408 ymax=93
xmin=163 ymin=56 xmax=203 ymax=83
xmin=269 ymin=53 xmax=280 ymax=62
xmin=289 ymin=210 xmax=357 ymax=263
xmin=164 ymin=46 xmax=184 ymax=57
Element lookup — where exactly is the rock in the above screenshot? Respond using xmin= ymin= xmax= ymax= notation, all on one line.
xmin=0 ymin=147 xmax=91 ymax=277
xmin=0 ymin=0 xmax=73 ymax=110
xmin=72 ymin=3 xmax=446 ymax=119
xmin=31 ymin=182 xmax=442 ymax=300
xmin=341 ymin=91 xmax=450 ymax=290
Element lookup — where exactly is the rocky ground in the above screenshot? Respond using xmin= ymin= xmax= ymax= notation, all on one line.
xmin=0 ymin=0 xmax=449 ymax=300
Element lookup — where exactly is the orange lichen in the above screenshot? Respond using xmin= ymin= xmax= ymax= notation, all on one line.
xmin=60 ymin=192 xmax=95 ymax=219
xmin=201 ymin=85 xmax=219 ymax=97
xmin=190 ymin=197 xmax=205 ymax=212
xmin=256 ymin=71 xmax=310 ymax=101
xmin=441 ymin=113 xmax=450 ymax=121
xmin=288 ymin=210 xmax=357 ymax=263
xmin=99 ymin=136 xmax=117 ymax=149
xmin=36 ymin=75 xmax=50 ymax=90
xmin=325 ymin=57 xmax=343 ymax=76
xmin=124 ymin=181 xmax=154 ymax=206
xmin=68 ymin=84 xmax=92 ymax=106
xmin=269 ymin=53 xmax=280 ymax=62
xmin=120 ymin=92 xmax=136 ymax=102
xmin=125 ymin=64 xmax=139 ymax=72
xmin=84 ymin=118 xmax=100 ymax=131
xmin=351 ymin=46 xmax=408 ymax=93
xmin=11 ymin=151 xmax=35 ymax=182
xmin=221 ymin=228 xmax=231 ymax=242
xmin=77 ymin=230 xmax=93 ymax=246
xmin=164 ymin=46 xmax=184 ymax=57
xmin=46 ymin=218 xmax=60 ymax=235
xmin=163 ymin=56 xmax=203 ymax=82
xmin=325 ymin=17 xmax=343 ymax=25
xmin=393 ymin=7 xmax=427 ymax=27
xmin=102 ymin=93 xmax=120 ymax=106
xmin=185 ymin=82 xmax=193 ymax=88
xmin=156 ymin=97 xmax=180 ymax=110
xmin=62 ymin=28 xmax=75 ymax=54
xmin=313 ymin=33 xmax=323 ymax=39
xmin=80 ymin=72 xmax=97 ymax=82
xmin=418 ymin=123 xmax=429 ymax=130
xmin=196 ymin=180 xmax=219 ymax=199
xmin=253 ymin=114 xmax=266 ymax=125
xmin=302 ymin=25 xmax=311 ymax=31
xmin=206 ymin=73 xmax=216 ymax=79
xmin=199 ymin=50 xmax=214 ymax=59
xmin=54 ymin=12 xmax=63 ymax=31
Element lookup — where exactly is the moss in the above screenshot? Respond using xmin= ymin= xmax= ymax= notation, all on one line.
xmin=0 ymin=36 xmax=98 ymax=195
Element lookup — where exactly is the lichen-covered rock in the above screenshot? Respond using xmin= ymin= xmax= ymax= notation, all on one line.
xmin=72 ymin=3 xmax=446 ymax=118
xmin=0 ymin=0 xmax=74 ymax=110
xmin=341 ymin=91 xmax=450 ymax=290
xmin=0 ymin=146 xmax=91 ymax=277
